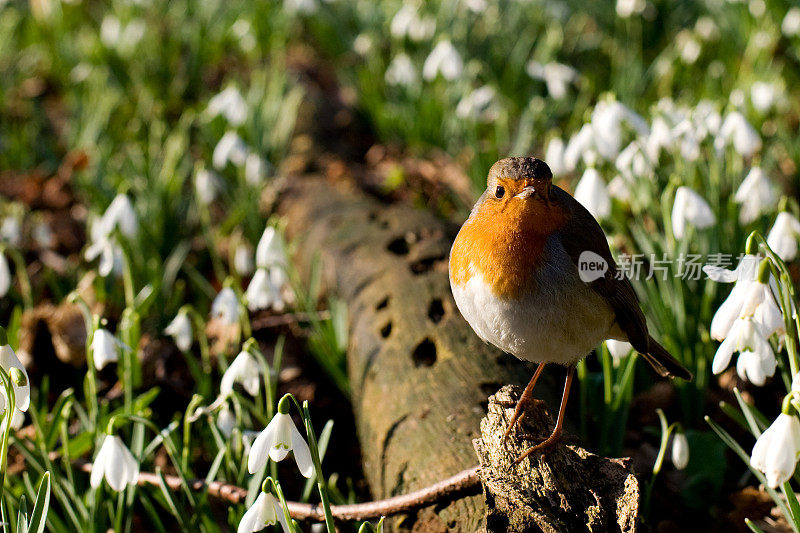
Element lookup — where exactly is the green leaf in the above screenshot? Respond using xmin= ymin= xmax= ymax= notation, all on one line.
xmin=16 ymin=495 xmax=27 ymax=533
xmin=28 ymin=472 xmax=50 ymax=533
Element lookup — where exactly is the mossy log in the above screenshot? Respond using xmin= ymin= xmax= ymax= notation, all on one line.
xmin=279 ymin=177 xmax=557 ymax=531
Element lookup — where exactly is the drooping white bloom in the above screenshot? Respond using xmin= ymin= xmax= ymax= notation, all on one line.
xmin=211 ymin=287 xmax=240 ymax=325
xmin=767 ymin=212 xmax=800 ymax=261
xmin=195 ymin=168 xmax=221 ymax=206
xmin=750 ymin=413 xmax=800 ymax=488
xmin=422 ymin=41 xmax=463 ymax=81
xmin=217 ymin=402 xmax=236 ymax=438
xmin=248 ymin=412 xmax=313 ymax=478
xmin=91 ymin=434 xmax=139 ymax=491
xmin=91 ymin=328 xmax=122 ymax=370
xmin=783 ymin=7 xmax=800 ymax=36
xmin=213 ymin=131 xmax=248 ymax=170
xmin=32 ymin=220 xmax=54 ymax=249
xmin=455 ymin=86 xmax=498 ymax=122
xmin=10 ymin=409 xmax=24 ymax=430
xmin=284 ymin=0 xmax=317 ymax=15
xmin=256 ymin=227 xmax=288 ymax=269
xmin=390 ymin=5 xmax=435 ymax=42
xmin=234 ymin=242 xmax=255 ymax=276
xmin=245 ymin=268 xmax=285 ymax=312
xmin=695 ymin=16 xmax=719 ymax=41
xmin=238 ymin=491 xmax=290 ymax=533
xmin=704 ymin=254 xmax=760 ymax=284
xmin=574 ymin=168 xmax=611 ymax=220
xmin=0 ymin=344 xmax=30 ymax=412
xmin=0 ymin=252 xmax=10 ymax=298
xmin=606 ymin=339 xmax=632 ymax=360
xmin=736 ymin=350 xmax=776 ymax=386
xmin=607 ymin=175 xmax=631 ymax=203
xmin=591 ymin=100 xmax=649 ymax=161
xmin=84 ymin=234 xmax=123 ymax=278
xmin=615 ymin=0 xmax=645 ymax=17
xmin=352 ymin=33 xmax=373 ymax=56
xmin=735 ymin=167 xmax=776 ymax=224
xmin=385 ymin=54 xmax=418 ymax=87
xmin=715 ymin=111 xmax=761 ymax=158
xmin=165 ymin=311 xmax=193 ymax=352
xmin=676 ymin=31 xmax=701 ymax=64
xmin=244 ymin=153 xmax=268 ymax=186
xmin=544 ymin=138 xmax=567 ymax=176
xmin=671 ymin=187 xmax=716 ymax=239
xmin=615 ymin=141 xmax=653 ymax=181
xmin=221 ymin=350 xmax=261 ymax=397
xmin=0 ymin=216 xmax=21 ymax=247
xmin=711 ymin=316 xmax=775 ymax=381
xmin=563 ymin=124 xmax=597 ymax=172
xmin=206 ymin=86 xmax=248 ymax=127
xmin=526 ymin=61 xmax=578 ymax=100
xmin=751 ymin=82 xmax=780 ymax=113
xmin=464 ymin=0 xmax=487 ymax=13
xmin=102 ymin=194 xmax=138 ymax=239
xmin=671 ymin=432 xmax=690 ymax=470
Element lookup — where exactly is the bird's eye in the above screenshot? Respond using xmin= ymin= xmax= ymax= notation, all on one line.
xmin=495 ymin=185 xmax=505 ymax=199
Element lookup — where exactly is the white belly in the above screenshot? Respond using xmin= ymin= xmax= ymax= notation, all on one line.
xmin=450 ymin=237 xmax=616 ymax=365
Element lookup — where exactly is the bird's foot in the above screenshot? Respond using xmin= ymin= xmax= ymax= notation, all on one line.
xmin=513 ymin=429 xmax=563 ymax=465
xmin=501 ymin=398 xmax=545 ymax=442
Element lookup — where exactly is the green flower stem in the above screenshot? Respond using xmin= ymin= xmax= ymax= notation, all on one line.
xmin=184 ymin=306 xmax=213 ymax=391
xmin=645 ymin=408 xmax=674 ymax=516
xmin=197 ymin=201 xmax=227 ymax=285
xmin=301 ymin=400 xmax=335 ymax=533
xmin=266 ymin=478 xmax=296 ymax=533
xmin=1 ymin=246 xmax=32 ymax=310
xmin=120 ymin=246 xmax=136 ymax=311
xmin=69 ymin=293 xmax=100 ymax=430
xmin=0 ymin=366 xmax=16 ymax=505
xmin=182 ymin=395 xmax=204 ymax=472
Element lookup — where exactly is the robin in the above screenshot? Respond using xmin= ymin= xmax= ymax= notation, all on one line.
xmin=449 ymin=157 xmax=692 ymax=462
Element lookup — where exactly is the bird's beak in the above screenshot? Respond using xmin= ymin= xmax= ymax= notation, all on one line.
xmin=515 ymin=186 xmax=537 ymax=199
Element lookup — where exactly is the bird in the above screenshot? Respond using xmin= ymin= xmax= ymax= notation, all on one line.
xmin=449 ymin=156 xmax=692 ymax=462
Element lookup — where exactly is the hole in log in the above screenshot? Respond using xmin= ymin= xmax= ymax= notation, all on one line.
xmin=367 ymin=210 xmax=378 ymax=221
xmin=380 ymin=322 xmax=392 ymax=338
xmin=427 ymin=298 xmax=445 ymax=323
xmin=376 ymin=296 xmax=389 ymax=310
xmin=411 ymin=338 xmax=437 ymax=367
xmin=386 ymin=236 xmax=409 ymax=255
xmin=480 ymin=382 xmax=504 ymax=396
xmin=409 ymin=256 xmax=445 ymax=275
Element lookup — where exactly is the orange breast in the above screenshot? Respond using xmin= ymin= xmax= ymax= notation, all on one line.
xmin=450 ymin=199 xmax=563 ymax=299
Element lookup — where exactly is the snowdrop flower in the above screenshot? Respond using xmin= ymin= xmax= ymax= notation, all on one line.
xmin=563 ymin=124 xmax=597 ymax=172
xmin=695 ymin=17 xmax=719 ymax=41
xmin=245 ymin=153 xmax=268 ymax=186
xmin=102 ymin=194 xmax=138 ymax=238
xmin=464 ymin=0 xmax=487 ymax=13
xmin=615 ymin=0 xmax=644 ymax=17
xmin=735 ymin=167 xmax=776 ymax=224
xmin=91 ymin=434 xmax=139 ymax=491
xmin=526 ymin=61 xmax=578 ymax=100
xmin=32 ymin=220 xmax=53 ymax=249
xmin=245 ymin=268 xmax=285 ymax=312
xmin=217 ymin=402 xmax=236 ymax=438
xmin=751 ymin=82 xmax=780 ymax=113
xmin=574 ymin=168 xmax=611 ymax=220
xmin=234 ymin=242 xmax=255 ymax=276
xmin=213 ymin=131 xmax=248 ymax=170
xmin=750 ymin=413 xmax=800 ymax=488
xmin=221 ymin=349 xmax=261 ymax=397
xmin=711 ymin=316 xmax=775 ymax=382
xmin=385 ymin=54 xmax=417 ymax=87
xmin=211 ymin=287 xmax=240 ymax=325
xmin=0 ymin=344 xmax=29 ymax=412
xmin=783 ymin=7 xmax=800 ymax=37
xmin=84 ymin=235 xmax=123 ymax=278
xmin=455 ymin=86 xmax=498 ymax=122
xmin=248 ymin=402 xmax=313 ymax=478
xmin=206 ymin=86 xmax=248 ymax=127
xmin=0 ymin=252 xmax=10 ymax=298
xmin=284 ymin=0 xmax=317 ymax=15
xmin=390 ymin=5 xmax=435 ymax=42
xmin=715 ymin=111 xmax=761 ymax=158
xmin=91 ymin=328 xmax=123 ymax=370
xmin=591 ymin=100 xmax=649 ymax=161
xmin=195 ymin=168 xmax=221 ymax=206
xmin=693 ymin=100 xmax=722 ymax=138
xmin=10 ymin=409 xmax=24 ymax=430
xmin=704 ymin=254 xmax=760 ymax=284
xmin=422 ymin=40 xmax=463 ymax=81
xmin=256 ymin=227 xmax=288 ymax=269
xmin=238 ymin=490 xmax=289 ymax=533
xmin=616 ymin=141 xmax=653 ymax=181
xmin=607 ymin=175 xmax=631 ymax=203
xmin=352 ymin=33 xmax=373 ymax=56
xmin=100 ymin=16 xmax=122 ymax=48
xmin=165 ymin=311 xmax=193 ymax=352
xmin=676 ymin=31 xmax=701 ymax=64
xmin=767 ymin=212 xmax=800 ymax=261
xmin=671 ymin=432 xmax=689 ymax=470
xmin=0 ymin=216 xmax=21 ymax=247
xmin=545 ymin=138 xmax=567 ymax=177
xmin=606 ymin=339 xmax=632 ymax=360
xmin=672 ymin=187 xmax=715 ymax=239
xmin=793 ymin=372 xmax=800 ymax=393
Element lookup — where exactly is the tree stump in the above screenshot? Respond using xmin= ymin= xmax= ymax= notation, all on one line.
xmin=475 ymin=386 xmax=640 ymax=533
xmin=279 ymin=177 xmax=560 ymax=531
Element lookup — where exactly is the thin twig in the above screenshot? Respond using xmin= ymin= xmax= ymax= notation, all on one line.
xmin=71 ymin=459 xmax=480 ymax=521
xmin=251 ymin=311 xmax=330 ymax=331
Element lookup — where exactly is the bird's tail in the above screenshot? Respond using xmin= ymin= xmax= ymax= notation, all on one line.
xmin=641 ymin=336 xmax=693 ymax=380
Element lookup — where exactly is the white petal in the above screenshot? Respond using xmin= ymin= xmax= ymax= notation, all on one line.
xmin=0 ymin=345 xmax=30 ymax=411
xmin=712 ymin=334 xmax=737 ymax=374
xmin=104 ymin=437 xmax=129 ymax=491
xmin=0 ymin=253 xmax=10 ymax=297
xmin=574 ymin=168 xmax=611 ymax=219
xmin=91 ymin=437 xmax=112 ymax=489
xmin=290 ymin=423 xmax=314 ymax=478
xmin=238 ymin=493 xmax=266 ymax=533
xmin=248 ymin=417 xmax=279 ymax=474
xmin=671 ymin=433 xmax=690 ymax=470
xmin=605 ymin=339 xmax=632 ymax=359
xmin=269 ymin=415 xmax=293 ymax=462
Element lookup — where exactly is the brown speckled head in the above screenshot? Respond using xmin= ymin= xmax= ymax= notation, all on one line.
xmin=487 ymin=157 xmax=552 ymax=184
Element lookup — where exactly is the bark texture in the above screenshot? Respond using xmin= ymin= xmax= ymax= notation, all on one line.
xmin=474 ymin=385 xmax=640 ymax=533
xmin=279 ymin=177 xmax=557 ymax=532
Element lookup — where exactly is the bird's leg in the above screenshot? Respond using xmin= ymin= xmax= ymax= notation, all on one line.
xmin=502 ymin=362 xmax=547 ymax=441
xmin=513 ymin=365 xmax=575 ymax=465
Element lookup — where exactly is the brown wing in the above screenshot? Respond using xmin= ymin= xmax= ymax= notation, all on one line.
xmin=552 ymin=186 xmax=692 ymax=380
xmin=552 ymin=186 xmax=650 ymax=352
